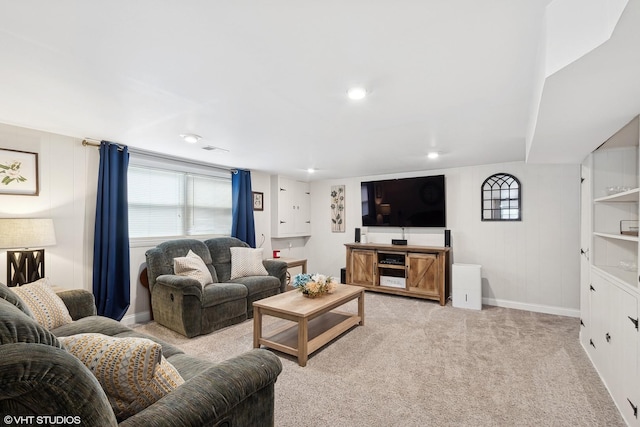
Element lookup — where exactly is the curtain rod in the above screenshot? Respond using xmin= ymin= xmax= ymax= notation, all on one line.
xmin=82 ymin=138 xmax=237 ymax=174
xmin=82 ymin=138 xmax=126 ymax=151
xmin=81 ymin=138 xmax=101 ymax=147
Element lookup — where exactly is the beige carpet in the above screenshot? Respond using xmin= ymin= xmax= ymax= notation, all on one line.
xmin=134 ymin=293 xmax=625 ymax=426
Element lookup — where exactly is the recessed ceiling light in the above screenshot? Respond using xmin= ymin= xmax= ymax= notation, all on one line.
xmin=180 ymin=133 xmax=202 ymax=144
xmin=427 ymin=152 xmax=439 ymax=159
xmin=307 ymin=168 xmax=315 ymax=173
xmin=347 ymin=87 xmax=367 ymax=100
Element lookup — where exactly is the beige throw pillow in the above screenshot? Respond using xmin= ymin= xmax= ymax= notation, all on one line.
xmin=173 ymin=249 xmax=213 ymax=288
xmin=59 ymin=333 xmax=185 ymax=421
xmin=230 ymin=247 xmax=268 ymax=280
xmin=12 ymin=278 xmax=72 ymax=329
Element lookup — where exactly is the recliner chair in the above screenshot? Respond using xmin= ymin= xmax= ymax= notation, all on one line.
xmin=145 ymin=237 xmax=287 ymax=338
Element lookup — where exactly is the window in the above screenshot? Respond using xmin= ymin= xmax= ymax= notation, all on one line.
xmin=481 ymin=173 xmax=521 ymax=221
xmin=127 ymin=155 xmax=232 ymax=239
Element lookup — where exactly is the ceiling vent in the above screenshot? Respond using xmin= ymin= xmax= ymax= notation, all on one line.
xmin=202 ymin=145 xmax=229 ymax=152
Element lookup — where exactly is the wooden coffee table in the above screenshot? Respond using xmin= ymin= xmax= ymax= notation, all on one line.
xmin=253 ymin=284 xmax=365 ymax=367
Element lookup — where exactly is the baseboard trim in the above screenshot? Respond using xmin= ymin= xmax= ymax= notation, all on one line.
xmin=482 ymin=297 xmax=580 ymax=318
xmin=121 ymin=311 xmax=152 ymax=326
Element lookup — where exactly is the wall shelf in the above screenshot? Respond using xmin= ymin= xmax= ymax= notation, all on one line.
xmin=592 ymin=265 xmax=637 ymax=289
xmin=594 ymin=188 xmax=639 ymax=203
xmin=593 ymin=231 xmax=639 ymax=243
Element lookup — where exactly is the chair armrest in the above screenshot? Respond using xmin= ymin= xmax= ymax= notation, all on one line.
xmin=0 ymin=343 xmax=118 ymax=426
xmin=119 ymin=349 xmax=283 ymax=427
xmin=56 ymin=289 xmax=97 ymax=320
xmin=263 ymin=260 xmax=288 ymax=293
xmin=154 ymin=275 xmax=203 ymax=299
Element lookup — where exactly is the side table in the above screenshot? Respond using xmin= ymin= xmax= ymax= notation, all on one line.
xmin=267 ymin=257 xmax=307 ymax=288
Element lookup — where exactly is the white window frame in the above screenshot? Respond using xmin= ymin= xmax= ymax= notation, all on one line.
xmin=127 ymin=151 xmax=233 ymax=247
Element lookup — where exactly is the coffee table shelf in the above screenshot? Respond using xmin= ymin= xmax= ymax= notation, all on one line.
xmin=253 ymin=284 xmax=365 ymax=366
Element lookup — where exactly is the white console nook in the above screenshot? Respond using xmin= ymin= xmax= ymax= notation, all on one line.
xmin=581 ymin=116 xmax=640 ymax=426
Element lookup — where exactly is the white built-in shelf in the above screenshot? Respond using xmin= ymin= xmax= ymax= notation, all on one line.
xmin=594 ymin=188 xmax=640 ymax=203
xmin=593 ymin=265 xmax=638 ymax=289
xmin=593 ymin=231 xmax=639 ymax=242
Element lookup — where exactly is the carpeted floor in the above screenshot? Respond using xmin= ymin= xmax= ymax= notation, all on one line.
xmin=133 ymin=292 xmax=625 ymax=426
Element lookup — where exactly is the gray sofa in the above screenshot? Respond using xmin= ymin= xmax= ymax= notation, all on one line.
xmin=145 ymin=237 xmax=287 ymax=338
xmin=0 ymin=283 xmax=282 ymax=426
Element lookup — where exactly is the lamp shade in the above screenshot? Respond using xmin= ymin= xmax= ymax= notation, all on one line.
xmin=0 ymin=218 xmax=57 ymax=249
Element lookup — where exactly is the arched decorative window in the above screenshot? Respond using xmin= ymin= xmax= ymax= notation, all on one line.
xmin=481 ymin=173 xmax=521 ymax=221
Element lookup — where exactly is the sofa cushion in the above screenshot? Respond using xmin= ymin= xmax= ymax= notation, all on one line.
xmin=52 ymin=314 xmax=133 ymax=337
xmin=229 ymin=275 xmax=281 ymax=295
xmin=173 ymin=250 xmax=214 ymax=288
xmin=0 ymin=282 xmax=34 ymax=317
xmin=0 ymin=299 xmax=63 ymax=348
xmin=201 ymin=282 xmax=248 ymax=307
xmin=59 ymin=333 xmax=184 ymax=421
xmin=146 ymin=239 xmax=218 ymax=289
xmin=12 ymin=278 xmax=72 ymax=329
xmin=205 ymin=237 xmax=248 ymax=282
xmin=230 ymin=247 xmax=268 ymax=280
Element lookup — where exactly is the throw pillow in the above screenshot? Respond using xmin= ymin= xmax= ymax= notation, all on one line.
xmin=230 ymin=247 xmax=268 ymax=280
xmin=12 ymin=278 xmax=72 ymax=330
xmin=173 ymin=250 xmax=214 ymax=288
xmin=59 ymin=333 xmax=185 ymax=421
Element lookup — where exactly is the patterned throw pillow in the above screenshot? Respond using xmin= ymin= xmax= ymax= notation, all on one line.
xmin=59 ymin=333 xmax=185 ymax=421
xmin=12 ymin=278 xmax=72 ymax=329
xmin=173 ymin=250 xmax=213 ymax=288
xmin=230 ymin=247 xmax=269 ymax=280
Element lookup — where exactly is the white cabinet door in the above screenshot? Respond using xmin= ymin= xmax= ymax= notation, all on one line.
xmin=589 ymin=270 xmax=613 ymax=380
xmin=294 ymin=180 xmax=311 ymax=235
xmin=271 ymin=176 xmax=311 ymax=238
xmin=620 ymin=291 xmax=640 ymax=426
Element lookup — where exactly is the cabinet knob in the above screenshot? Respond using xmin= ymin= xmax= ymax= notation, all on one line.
xmin=605 ymin=332 xmax=611 ymax=343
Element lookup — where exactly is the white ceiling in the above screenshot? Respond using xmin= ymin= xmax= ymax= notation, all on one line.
xmin=0 ymin=1 xmax=638 ymax=180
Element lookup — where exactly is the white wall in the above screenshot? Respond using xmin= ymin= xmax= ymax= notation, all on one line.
xmin=0 ymin=122 xmax=165 ymax=326
xmin=0 ymin=121 xmax=581 ymax=321
xmin=0 ymin=122 xmax=97 ymax=292
xmin=307 ymin=161 xmax=581 ymax=317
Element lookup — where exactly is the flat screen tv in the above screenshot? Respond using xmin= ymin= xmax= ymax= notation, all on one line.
xmin=361 ymin=175 xmax=446 ymax=227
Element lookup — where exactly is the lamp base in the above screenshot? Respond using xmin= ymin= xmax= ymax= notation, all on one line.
xmin=7 ymin=249 xmax=45 ymax=286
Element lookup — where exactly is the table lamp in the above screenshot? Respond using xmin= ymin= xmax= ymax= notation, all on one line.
xmin=0 ymin=218 xmax=56 ymax=286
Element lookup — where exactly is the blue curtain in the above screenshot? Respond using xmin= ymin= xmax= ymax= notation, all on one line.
xmin=93 ymin=141 xmax=130 ymax=320
xmin=231 ymin=169 xmax=256 ymax=248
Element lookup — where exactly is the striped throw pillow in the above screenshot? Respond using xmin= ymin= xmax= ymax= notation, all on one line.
xmin=12 ymin=278 xmax=72 ymax=329
xmin=59 ymin=333 xmax=184 ymax=421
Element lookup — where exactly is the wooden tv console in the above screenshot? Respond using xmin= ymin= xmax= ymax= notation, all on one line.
xmin=345 ymin=243 xmax=450 ymax=305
